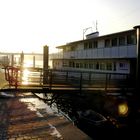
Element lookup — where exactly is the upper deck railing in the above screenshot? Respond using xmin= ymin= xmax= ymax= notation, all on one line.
xmin=50 ymin=45 xmax=136 ymax=60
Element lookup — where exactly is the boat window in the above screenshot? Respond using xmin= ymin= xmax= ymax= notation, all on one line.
xmin=127 ymin=34 xmax=136 ymax=45
xmin=111 ymin=38 xmax=118 ymax=46
xmin=100 ymin=63 xmax=106 ymax=70
xmin=95 ymin=62 xmax=99 ymax=69
xmin=106 ymin=63 xmax=112 ymax=70
xmin=119 ymin=36 xmax=125 ymax=46
xmin=84 ymin=42 xmax=88 ymax=49
xmin=105 ymin=39 xmax=111 ymax=47
xmin=93 ymin=41 xmax=98 ymax=48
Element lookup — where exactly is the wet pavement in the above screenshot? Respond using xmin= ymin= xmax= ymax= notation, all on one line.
xmin=0 ymin=69 xmax=92 ymax=140
xmin=0 ymin=92 xmax=92 ymax=140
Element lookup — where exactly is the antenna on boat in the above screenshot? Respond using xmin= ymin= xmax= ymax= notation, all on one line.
xmin=95 ymin=20 xmax=98 ymax=32
xmin=93 ymin=20 xmax=98 ymax=32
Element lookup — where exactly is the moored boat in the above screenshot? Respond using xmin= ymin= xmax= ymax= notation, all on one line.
xmin=77 ymin=109 xmax=107 ymax=126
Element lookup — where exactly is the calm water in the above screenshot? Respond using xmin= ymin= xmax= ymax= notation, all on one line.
xmin=22 ymin=55 xmax=52 ymax=68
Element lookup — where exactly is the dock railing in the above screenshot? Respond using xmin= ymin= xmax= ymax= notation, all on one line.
xmin=3 ymin=66 xmax=135 ymax=93
xmin=42 ymin=69 xmax=134 ymax=92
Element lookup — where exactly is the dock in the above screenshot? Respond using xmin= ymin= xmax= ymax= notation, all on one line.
xmin=0 ymin=68 xmax=93 ymax=140
xmin=0 ymin=92 xmax=92 ymax=140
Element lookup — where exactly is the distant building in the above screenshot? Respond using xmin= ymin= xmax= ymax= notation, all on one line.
xmin=51 ymin=27 xmax=137 ymax=77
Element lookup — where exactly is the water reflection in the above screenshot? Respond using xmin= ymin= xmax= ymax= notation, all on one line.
xmin=20 ymin=93 xmax=63 ymax=139
xmin=41 ymin=93 xmax=111 ymax=139
xmin=20 ymin=68 xmax=42 ymax=85
xmin=20 ymin=93 xmax=55 ymax=115
xmin=22 ymin=69 xmax=30 ymax=85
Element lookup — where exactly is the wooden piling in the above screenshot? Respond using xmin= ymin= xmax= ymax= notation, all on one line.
xmin=43 ymin=45 xmax=49 ymax=84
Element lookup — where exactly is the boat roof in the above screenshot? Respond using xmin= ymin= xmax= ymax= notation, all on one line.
xmin=56 ymin=29 xmax=135 ymax=49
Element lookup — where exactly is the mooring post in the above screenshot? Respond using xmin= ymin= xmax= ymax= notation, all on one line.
xmin=43 ymin=45 xmax=49 ymax=84
xmin=134 ymin=26 xmax=140 ymax=94
xmin=11 ymin=54 xmax=14 ymax=67
xmin=20 ymin=51 xmax=24 ymax=68
xmin=33 ymin=55 xmax=35 ymax=68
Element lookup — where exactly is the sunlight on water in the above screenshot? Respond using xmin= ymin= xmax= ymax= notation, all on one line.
xmin=23 ymin=61 xmax=33 ymax=67
xmin=21 ymin=67 xmax=42 ymax=85
xmin=22 ymin=69 xmax=30 ymax=85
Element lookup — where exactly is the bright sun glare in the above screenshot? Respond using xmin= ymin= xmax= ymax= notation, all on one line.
xmin=22 ymin=69 xmax=30 ymax=85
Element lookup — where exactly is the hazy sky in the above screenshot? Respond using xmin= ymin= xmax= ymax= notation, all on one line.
xmin=0 ymin=0 xmax=140 ymax=53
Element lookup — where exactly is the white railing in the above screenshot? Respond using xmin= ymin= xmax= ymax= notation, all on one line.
xmin=51 ymin=45 xmax=136 ymax=59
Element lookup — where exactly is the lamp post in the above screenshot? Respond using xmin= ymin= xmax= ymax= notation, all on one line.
xmin=83 ymin=27 xmax=92 ymax=40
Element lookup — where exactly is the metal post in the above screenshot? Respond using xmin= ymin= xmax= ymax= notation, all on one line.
xmin=33 ymin=55 xmax=35 ymax=68
xmin=66 ymin=71 xmax=68 ymax=81
xmin=134 ymin=26 xmax=140 ymax=93
xmin=80 ymin=72 xmax=83 ymax=94
xmin=11 ymin=54 xmax=14 ymax=67
xmin=89 ymin=72 xmax=91 ymax=83
xmin=105 ymin=73 xmax=108 ymax=91
xmin=20 ymin=51 xmax=24 ymax=83
xmin=43 ymin=45 xmax=49 ymax=84
xmin=49 ymin=70 xmax=52 ymax=90
xmin=20 ymin=51 xmax=24 ymax=68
